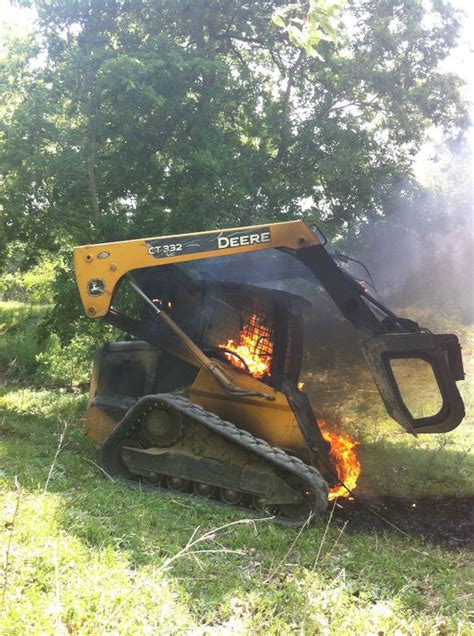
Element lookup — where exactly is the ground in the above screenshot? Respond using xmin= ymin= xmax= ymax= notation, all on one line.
xmin=0 ymin=302 xmax=473 ymax=634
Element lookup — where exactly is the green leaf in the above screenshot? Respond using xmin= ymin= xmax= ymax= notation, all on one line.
xmin=271 ymin=14 xmax=285 ymax=28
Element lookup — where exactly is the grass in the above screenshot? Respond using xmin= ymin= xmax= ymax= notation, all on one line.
xmin=0 ymin=301 xmax=473 ymax=633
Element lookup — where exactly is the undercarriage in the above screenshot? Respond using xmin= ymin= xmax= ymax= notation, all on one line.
xmin=101 ymin=394 xmax=328 ymax=525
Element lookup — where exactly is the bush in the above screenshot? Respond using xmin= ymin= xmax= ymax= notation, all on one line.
xmin=0 ymin=248 xmax=119 ymax=387
xmin=20 ymin=259 xmax=58 ymax=304
xmin=37 ymin=331 xmax=103 ymax=387
xmin=0 ymin=302 xmax=48 ymax=380
xmin=0 ymin=252 xmax=58 ymax=305
xmin=0 ymin=299 xmax=116 ymax=388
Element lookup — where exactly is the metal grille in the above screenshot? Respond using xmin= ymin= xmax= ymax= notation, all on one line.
xmin=221 ymin=291 xmax=276 ymax=378
xmin=239 ymin=308 xmax=274 ymax=362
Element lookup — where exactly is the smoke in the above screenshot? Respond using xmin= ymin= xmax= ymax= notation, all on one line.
xmin=344 ymin=139 xmax=474 ymax=326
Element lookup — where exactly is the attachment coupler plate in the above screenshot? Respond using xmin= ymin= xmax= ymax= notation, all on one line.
xmin=362 ymin=332 xmax=465 ymax=434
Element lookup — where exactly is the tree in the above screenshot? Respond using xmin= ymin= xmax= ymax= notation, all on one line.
xmin=0 ymin=0 xmax=468 ymax=257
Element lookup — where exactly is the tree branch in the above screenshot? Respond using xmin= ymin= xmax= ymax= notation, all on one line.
xmin=276 ymin=49 xmax=305 ymax=161
xmin=325 ymin=94 xmax=384 ymax=117
xmin=86 ymin=113 xmax=100 ymax=222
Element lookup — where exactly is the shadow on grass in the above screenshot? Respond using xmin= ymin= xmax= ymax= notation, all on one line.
xmin=336 ymin=440 xmax=474 ymax=548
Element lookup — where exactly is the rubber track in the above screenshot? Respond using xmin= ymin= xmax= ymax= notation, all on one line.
xmin=101 ymin=393 xmax=329 ymax=527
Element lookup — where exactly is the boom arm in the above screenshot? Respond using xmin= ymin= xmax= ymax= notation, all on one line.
xmin=74 ymin=221 xmax=319 ymax=319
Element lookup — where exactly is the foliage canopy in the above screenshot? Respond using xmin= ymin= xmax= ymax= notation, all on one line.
xmin=0 ymin=0 xmax=467 ymax=258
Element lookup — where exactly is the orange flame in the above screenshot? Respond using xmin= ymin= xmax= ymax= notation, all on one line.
xmin=219 ymin=314 xmax=273 ymax=379
xmin=319 ymin=421 xmax=361 ymax=500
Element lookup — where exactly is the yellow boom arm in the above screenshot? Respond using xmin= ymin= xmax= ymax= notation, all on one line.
xmin=73 ymin=220 xmax=319 ymax=318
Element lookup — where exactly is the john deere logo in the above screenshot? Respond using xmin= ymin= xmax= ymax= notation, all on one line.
xmin=146 ymin=226 xmax=272 ymax=259
xmin=217 ymin=230 xmax=271 ymax=249
xmin=87 ymin=279 xmax=105 ymax=297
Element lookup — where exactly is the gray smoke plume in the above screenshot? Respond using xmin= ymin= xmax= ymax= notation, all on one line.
xmin=344 ymin=138 xmax=474 ymax=326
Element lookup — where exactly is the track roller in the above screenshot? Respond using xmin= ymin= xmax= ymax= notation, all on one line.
xmin=193 ymin=482 xmax=216 ymax=498
xmin=220 ymin=488 xmax=243 ymax=505
xmin=166 ymin=475 xmax=189 ymax=491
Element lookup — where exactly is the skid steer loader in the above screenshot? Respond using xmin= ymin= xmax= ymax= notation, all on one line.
xmin=73 ymin=221 xmax=465 ymax=525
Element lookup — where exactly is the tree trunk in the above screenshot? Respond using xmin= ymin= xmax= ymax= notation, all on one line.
xmin=87 ymin=116 xmax=100 ymax=222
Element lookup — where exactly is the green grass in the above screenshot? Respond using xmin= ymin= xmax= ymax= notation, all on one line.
xmin=1 ymin=301 xmax=473 ymax=633
xmin=0 ymin=385 xmax=473 ymax=634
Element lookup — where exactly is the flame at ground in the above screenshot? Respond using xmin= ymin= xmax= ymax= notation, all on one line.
xmin=319 ymin=421 xmax=361 ymax=500
xmin=219 ymin=314 xmax=273 ymax=379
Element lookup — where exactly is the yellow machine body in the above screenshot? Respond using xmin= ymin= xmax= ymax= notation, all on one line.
xmin=189 ymin=367 xmax=307 ymax=456
xmin=84 ymin=343 xmax=307 ymax=457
